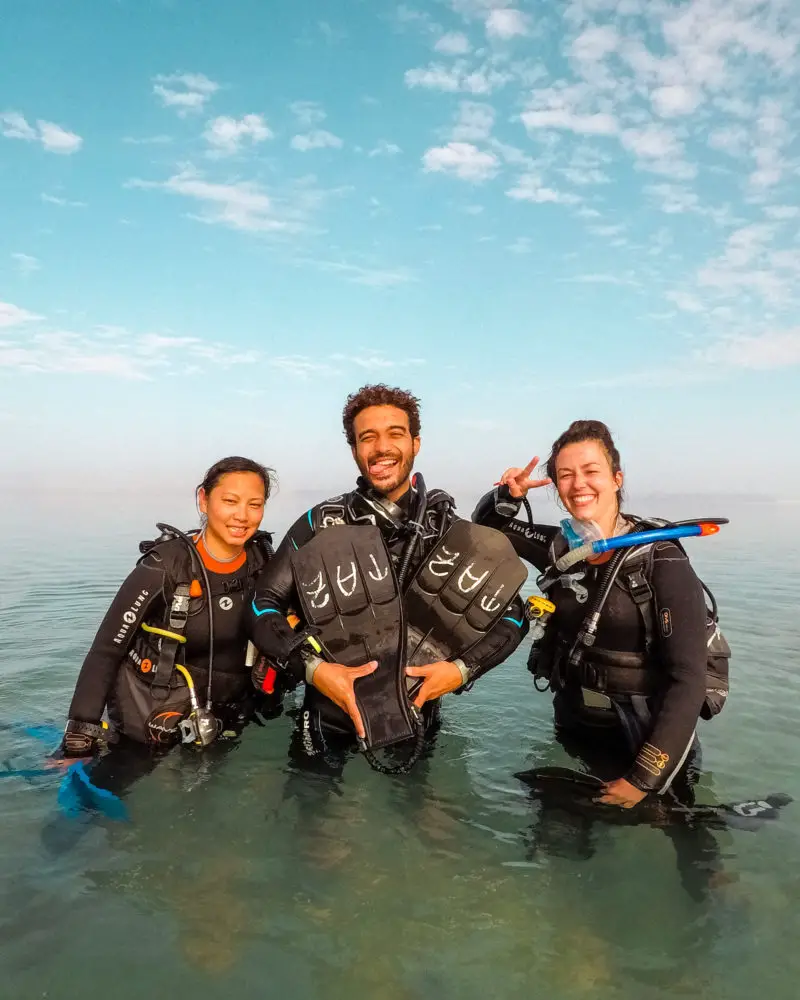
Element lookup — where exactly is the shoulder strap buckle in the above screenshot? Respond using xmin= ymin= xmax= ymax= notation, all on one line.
xmin=625 ymin=568 xmax=653 ymax=605
xmin=168 ymin=583 xmax=191 ymax=630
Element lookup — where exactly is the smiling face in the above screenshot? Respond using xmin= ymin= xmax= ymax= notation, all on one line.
xmin=198 ymin=471 xmax=266 ymax=558
xmin=351 ymin=404 xmax=420 ymax=501
xmin=554 ymin=439 xmax=623 ymax=533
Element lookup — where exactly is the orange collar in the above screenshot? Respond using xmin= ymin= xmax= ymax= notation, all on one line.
xmin=194 ymin=534 xmax=247 ymax=574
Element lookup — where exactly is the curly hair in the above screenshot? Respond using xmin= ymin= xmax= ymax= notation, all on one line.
xmin=342 ymin=384 xmax=421 ymax=446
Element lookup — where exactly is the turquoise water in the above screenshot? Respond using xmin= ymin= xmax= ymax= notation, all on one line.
xmin=2 ymin=491 xmax=799 ymax=999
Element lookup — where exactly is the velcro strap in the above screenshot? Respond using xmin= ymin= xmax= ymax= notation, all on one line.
xmin=65 ymin=719 xmax=115 ymax=742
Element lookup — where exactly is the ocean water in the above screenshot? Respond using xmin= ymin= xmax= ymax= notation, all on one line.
xmin=1 ymin=490 xmax=799 ymax=1000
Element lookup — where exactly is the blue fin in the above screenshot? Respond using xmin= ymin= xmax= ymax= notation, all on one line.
xmin=57 ymin=762 xmax=129 ymax=822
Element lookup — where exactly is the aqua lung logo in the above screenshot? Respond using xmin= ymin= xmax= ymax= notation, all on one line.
xmin=113 ymin=590 xmax=150 ymax=645
xmin=219 ymin=596 xmax=233 ymax=611
xmin=508 ymin=521 xmax=548 ymax=545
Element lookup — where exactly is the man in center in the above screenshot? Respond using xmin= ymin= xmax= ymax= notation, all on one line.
xmin=248 ymin=384 xmax=528 ymax=767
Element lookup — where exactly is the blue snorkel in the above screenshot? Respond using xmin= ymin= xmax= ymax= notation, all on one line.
xmin=555 ymin=518 xmax=729 ymax=572
xmin=551 ymin=516 xmax=728 ymax=683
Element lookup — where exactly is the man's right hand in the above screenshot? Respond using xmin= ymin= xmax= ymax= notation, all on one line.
xmin=498 ymin=455 xmax=552 ymax=499
xmin=310 ymin=660 xmax=378 ymax=740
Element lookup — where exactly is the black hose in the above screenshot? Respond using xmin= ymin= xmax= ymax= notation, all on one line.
xmin=522 ymin=495 xmax=534 ymax=528
xmin=361 ymin=712 xmax=427 ymax=776
xmin=396 ymin=472 xmax=428 ymax=589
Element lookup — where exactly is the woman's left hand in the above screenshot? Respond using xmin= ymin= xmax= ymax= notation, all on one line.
xmin=597 ymin=777 xmax=648 ymax=809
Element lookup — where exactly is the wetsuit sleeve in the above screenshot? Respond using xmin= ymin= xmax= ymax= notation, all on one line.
xmin=67 ymin=556 xmax=168 ymax=723
xmin=472 ymin=486 xmax=523 ymax=531
xmin=472 ymin=486 xmax=554 ymax=571
xmin=459 ymin=593 xmax=530 ymax=685
xmin=627 ymin=543 xmax=708 ymax=793
xmin=247 ymin=511 xmax=315 ymax=676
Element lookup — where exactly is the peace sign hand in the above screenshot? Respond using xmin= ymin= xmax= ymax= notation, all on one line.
xmin=498 ymin=456 xmax=552 ymax=499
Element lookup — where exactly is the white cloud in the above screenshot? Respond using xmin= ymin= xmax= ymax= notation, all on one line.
xmin=394 ymin=4 xmax=439 ymax=35
xmin=152 ymin=73 xmax=219 ymax=116
xmin=272 ymin=355 xmax=334 ymax=379
xmin=522 ymin=108 xmax=618 ymax=136
xmin=666 ymin=290 xmax=705 ymax=313
xmin=645 ymin=182 xmax=701 ymax=215
xmin=41 ymin=193 xmax=86 ymax=208
xmin=651 ymin=85 xmax=700 ymax=117
xmin=1 ymin=113 xmax=82 ymax=154
xmin=331 ymin=352 xmax=425 ymax=369
xmin=694 ymin=223 xmax=789 ymax=305
xmin=203 ymin=114 xmax=272 ymax=156
xmin=37 ymin=121 xmax=83 ymax=154
xmin=305 ymin=260 xmax=417 ymax=287
xmin=12 ymin=253 xmax=39 ymax=275
xmin=1 ymin=112 xmax=36 ymax=140
xmin=562 ymin=166 xmax=609 ymax=185
xmin=128 ymin=168 xmax=291 ymax=233
xmin=485 ymin=9 xmax=528 ymax=40
xmin=368 ymin=140 xmax=402 ymax=157
xmin=506 ymin=174 xmax=580 ymax=204
xmin=621 ymin=124 xmax=695 ymax=178
xmin=590 ymin=224 xmax=625 ymax=237
xmin=0 ymin=301 xmax=42 ymax=328
xmin=562 ymin=273 xmax=639 ymax=287
xmin=621 ymin=125 xmax=682 ymax=160
xmin=422 ymin=142 xmax=499 ymax=182
xmin=318 ymin=21 xmax=347 ymax=43
xmin=571 ymin=25 xmax=619 ymax=65
xmin=764 ymin=205 xmax=800 ymax=220
xmin=405 ymin=64 xmax=462 ymax=92
xmin=0 ymin=322 xmax=259 ymax=379
xmin=122 ymin=134 xmax=173 ymax=145
xmin=290 ymin=130 xmax=343 ymax=151
xmin=704 ymin=329 xmax=800 ymax=370
xmin=135 ymin=332 xmax=201 ymax=356
xmin=435 ymin=31 xmax=471 ymax=55
xmin=290 ymin=101 xmax=327 ymax=128
xmin=452 ymin=101 xmax=495 ymax=142
xmin=708 ymin=125 xmax=749 ymax=156
xmin=507 ymin=236 xmax=533 ymax=253
xmin=405 ymin=61 xmax=511 ymax=94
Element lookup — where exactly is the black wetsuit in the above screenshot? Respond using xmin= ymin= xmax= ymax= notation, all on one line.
xmin=68 ymin=531 xmax=278 ymax=745
xmin=248 ymin=481 xmax=528 ymax=749
xmin=473 ymin=488 xmax=708 ymax=795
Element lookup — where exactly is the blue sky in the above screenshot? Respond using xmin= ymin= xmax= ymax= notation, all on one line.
xmin=2 ymin=0 xmax=799 ymax=503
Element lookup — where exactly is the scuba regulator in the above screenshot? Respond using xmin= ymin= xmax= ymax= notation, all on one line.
xmin=152 ymin=523 xmax=223 ymax=748
xmin=525 ymin=595 xmax=557 ymax=691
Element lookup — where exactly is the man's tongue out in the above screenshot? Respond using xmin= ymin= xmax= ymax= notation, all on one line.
xmin=369 ymin=454 xmax=399 ymax=482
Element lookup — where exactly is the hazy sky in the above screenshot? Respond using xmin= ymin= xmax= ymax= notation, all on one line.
xmin=1 ymin=0 xmax=799 ymax=499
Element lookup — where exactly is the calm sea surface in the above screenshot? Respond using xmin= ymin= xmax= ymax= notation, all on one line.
xmin=1 ymin=490 xmax=799 ymax=999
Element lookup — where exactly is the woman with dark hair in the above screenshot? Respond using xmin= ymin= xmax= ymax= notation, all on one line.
xmin=474 ymin=421 xmax=722 ymax=810
xmin=61 ymin=456 xmax=281 ymax=757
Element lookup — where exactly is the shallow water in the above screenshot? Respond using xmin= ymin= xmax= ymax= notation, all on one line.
xmin=1 ymin=492 xmax=799 ymax=999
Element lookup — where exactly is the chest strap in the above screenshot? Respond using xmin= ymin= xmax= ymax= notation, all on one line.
xmin=146 ymin=583 xmax=192 ymax=689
